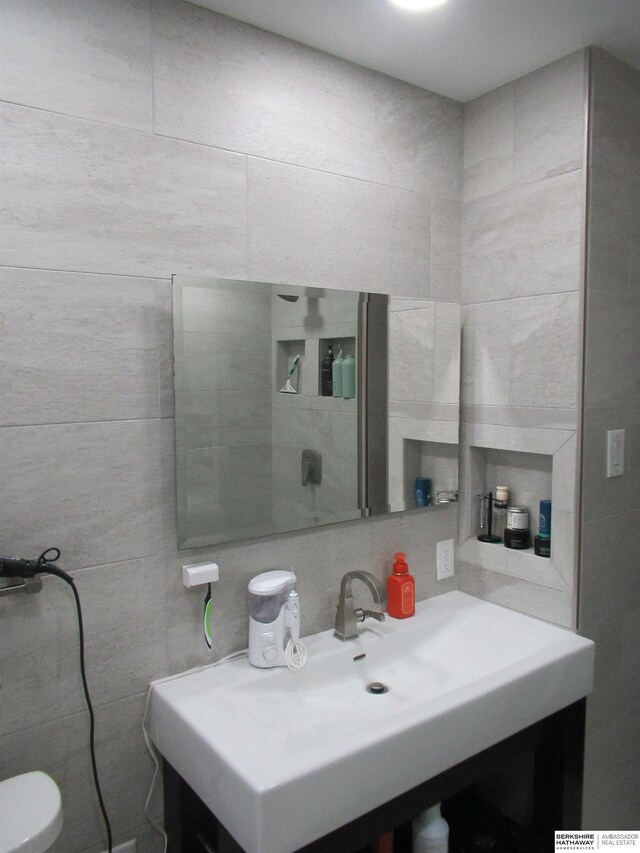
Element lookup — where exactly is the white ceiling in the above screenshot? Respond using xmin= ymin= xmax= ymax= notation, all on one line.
xmin=191 ymin=0 xmax=640 ymax=101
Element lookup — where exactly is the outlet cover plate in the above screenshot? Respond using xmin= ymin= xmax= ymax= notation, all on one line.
xmin=606 ymin=429 xmax=625 ymax=478
xmin=437 ymin=539 xmax=454 ymax=580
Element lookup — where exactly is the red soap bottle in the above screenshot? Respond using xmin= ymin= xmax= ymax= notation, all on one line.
xmin=386 ymin=552 xmax=415 ymax=619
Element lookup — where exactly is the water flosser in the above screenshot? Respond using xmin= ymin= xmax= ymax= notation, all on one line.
xmin=248 ymin=571 xmax=297 ymax=668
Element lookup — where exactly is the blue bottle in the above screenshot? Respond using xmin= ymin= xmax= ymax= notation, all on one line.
xmin=535 ymin=499 xmax=552 ymax=557
xmin=415 ymin=477 xmax=432 ymax=508
xmin=539 ymin=500 xmax=552 ymax=537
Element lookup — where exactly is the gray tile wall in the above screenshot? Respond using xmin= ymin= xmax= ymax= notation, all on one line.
xmin=0 ymin=2 xmax=462 ymax=850
xmin=579 ymin=49 xmax=640 ymax=829
xmin=458 ymin=50 xmax=587 ymax=625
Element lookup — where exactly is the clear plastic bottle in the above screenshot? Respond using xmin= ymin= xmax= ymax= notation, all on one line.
xmin=413 ymin=803 xmax=449 ymax=853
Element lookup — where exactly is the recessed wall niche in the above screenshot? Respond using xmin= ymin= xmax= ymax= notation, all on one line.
xmin=473 ymin=448 xmax=552 ymax=538
xmin=406 ymin=439 xmax=459 ymax=507
xmin=458 ymin=424 xmax=578 ymax=594
xmin=388 ymin=418 xmax=459 ymax=513
xmin=275 ymin=339 xmax=306 ymax=394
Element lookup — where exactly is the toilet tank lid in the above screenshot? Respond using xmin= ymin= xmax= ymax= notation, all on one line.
xmin=248 ymin=570 xmax=296 ymax=596
xmin=0 ymin=771 xmax=63 ymax=853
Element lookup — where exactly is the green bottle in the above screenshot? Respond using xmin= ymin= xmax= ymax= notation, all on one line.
xmin=342 ymin=353 xmax=356 ymax=399
xmin=332 ymin=347 xmax=344 ymax=397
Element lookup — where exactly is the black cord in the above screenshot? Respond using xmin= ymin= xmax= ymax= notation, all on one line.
xmin=37 ymin=549 xmax=113 ymax=853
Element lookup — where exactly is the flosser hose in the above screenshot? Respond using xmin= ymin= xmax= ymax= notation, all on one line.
xmin=284 ymin=589 xmax=307 ymax=670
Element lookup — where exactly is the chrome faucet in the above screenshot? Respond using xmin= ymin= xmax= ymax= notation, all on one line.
xmin=334 ymin=570 xmax=387 ymax=641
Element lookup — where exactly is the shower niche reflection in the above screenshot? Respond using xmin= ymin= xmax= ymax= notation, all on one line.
xmin=173 ymin=276 xmax=387 ymax=549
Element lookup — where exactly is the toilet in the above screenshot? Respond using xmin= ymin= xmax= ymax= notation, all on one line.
xmin=0 ymin=772 xmax=63 ymax=853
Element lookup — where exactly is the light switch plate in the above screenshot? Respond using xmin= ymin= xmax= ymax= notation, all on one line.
xmin=606 ymin=429 xmax=625 ymax=478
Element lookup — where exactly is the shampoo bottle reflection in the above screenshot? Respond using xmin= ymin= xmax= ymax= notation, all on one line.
xmin=386 ymin=551 xmax=415 ymax=619
xmin=342 ymin=352 xmax=356 ymax=399
xmin=320 ymin=344 xmax=334 ymax=396
xmin=332 ymin=347 xmax=344 ymax=397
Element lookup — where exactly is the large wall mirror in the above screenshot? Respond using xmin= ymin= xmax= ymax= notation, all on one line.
xmin=173 ymin=276 xmax=461 ymax=549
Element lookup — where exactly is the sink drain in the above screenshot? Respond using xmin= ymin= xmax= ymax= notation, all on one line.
xmin=366 ymin=682 xmax=389 ymax=695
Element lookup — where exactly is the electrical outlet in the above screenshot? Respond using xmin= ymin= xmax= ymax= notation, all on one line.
xmin=436 ymin=539 xmax=454 ymax=580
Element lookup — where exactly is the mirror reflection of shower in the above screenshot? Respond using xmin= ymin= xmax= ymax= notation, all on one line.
xmin=173 ymin=275 xmax=443 ymax=550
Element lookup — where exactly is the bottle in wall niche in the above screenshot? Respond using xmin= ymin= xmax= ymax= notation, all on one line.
xmin=493 ymin=485 xmax=509 ymax=541
xmin=539 ymin=499 xmax=551 ymax=537
xmin=504 ymin=505 xmax=531 ymax=550
xmin=332 ymin=347 xmax=344 ymax=397
xmin=534 ymin=499 xmax=552 ymax=557
xmin=415 ymin=477 xmax=432 ymax=508
xmin=386 ymin=552 xmax=415 ymax=619
xmin=320 ymin=344 xmax=334 ymax=396
xmin=413 ymin=803 xmax=449 ymax=853
xmin=342 ymin=352 xmax=356 ymax=398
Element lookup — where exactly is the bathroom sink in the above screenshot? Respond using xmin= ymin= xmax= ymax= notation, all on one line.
xmin=149 ymin=591 xmax=594 ymax=853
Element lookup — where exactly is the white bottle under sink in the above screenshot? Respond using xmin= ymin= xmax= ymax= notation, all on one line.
xmin=0 ymin=772 xmax=63 ymax=853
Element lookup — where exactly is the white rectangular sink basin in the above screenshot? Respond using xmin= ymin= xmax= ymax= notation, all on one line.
xmin=149 ymin=591 xmax=594 ymax=853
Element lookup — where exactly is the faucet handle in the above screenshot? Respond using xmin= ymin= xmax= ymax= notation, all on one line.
xmin=355 ymin=608 xmax=386 ymax=624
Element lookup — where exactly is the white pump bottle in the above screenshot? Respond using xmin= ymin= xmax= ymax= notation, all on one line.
xmin=413 ymin=803 xmax=449 ymax=853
